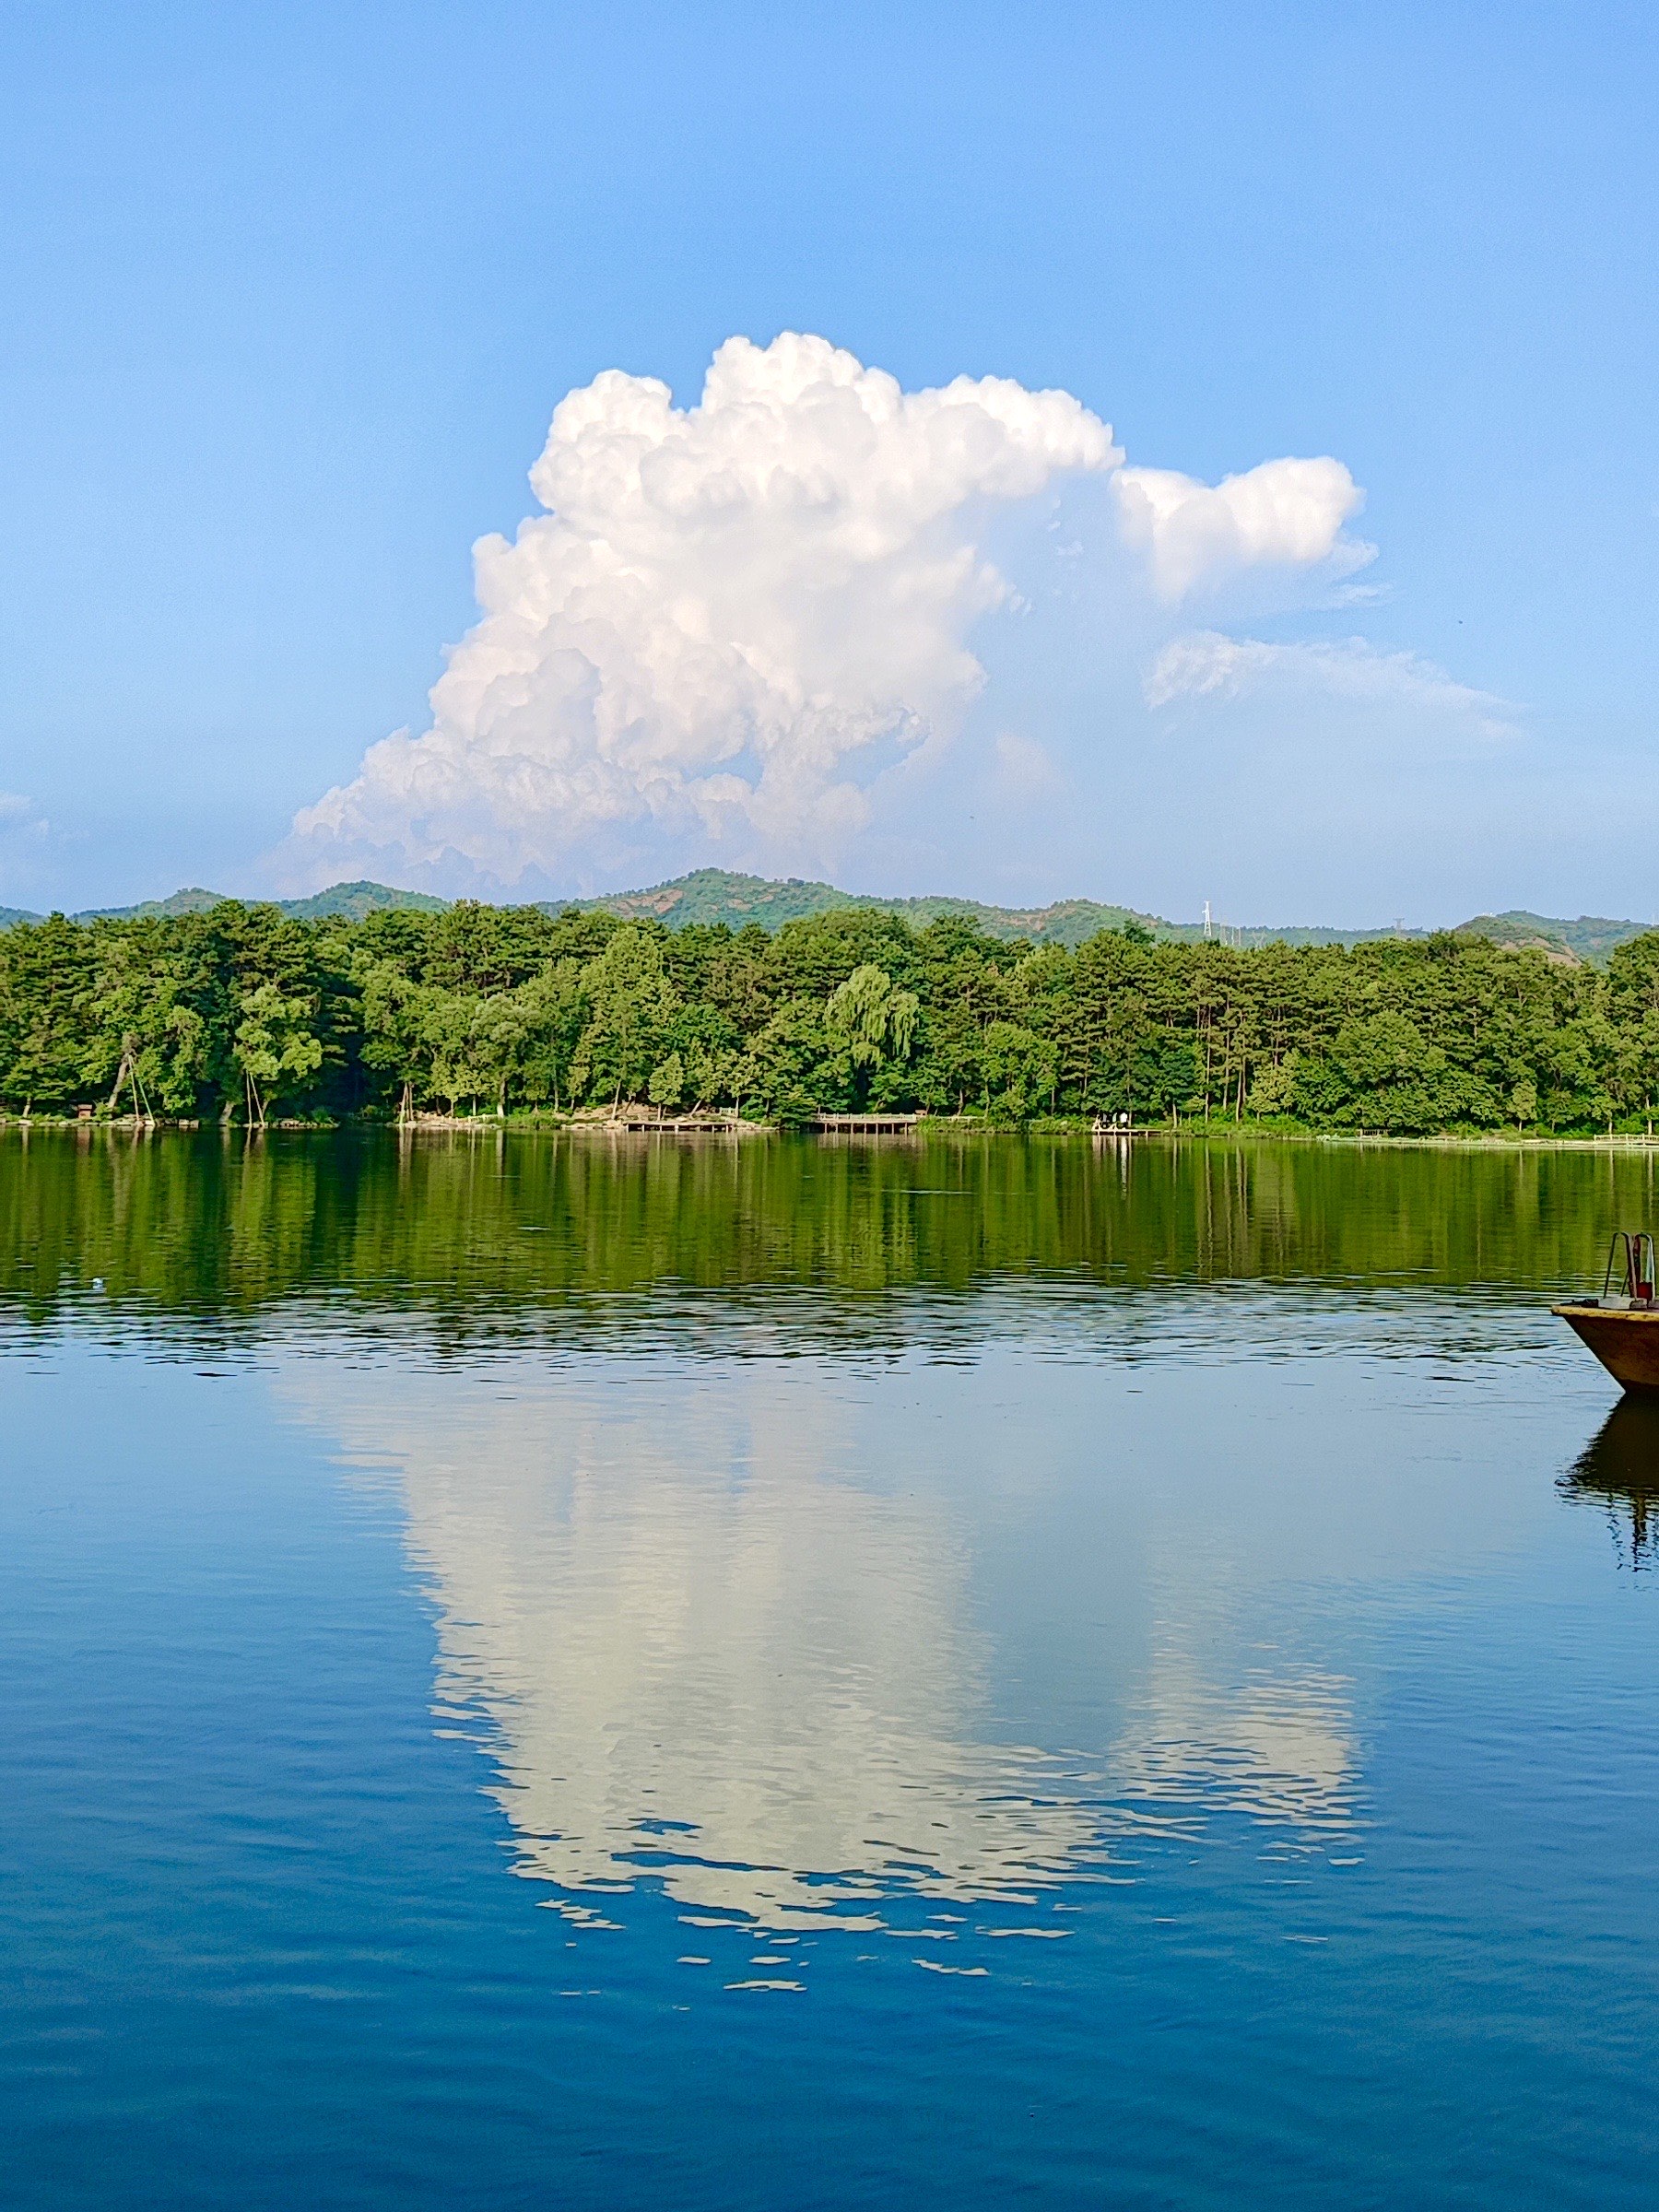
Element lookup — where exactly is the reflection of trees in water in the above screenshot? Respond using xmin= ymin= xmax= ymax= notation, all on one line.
xmin=1560 ymin=1398 xmax=1659 ymax=1570
xmin=4 ymin=1125 xmax=1656 ymax=1350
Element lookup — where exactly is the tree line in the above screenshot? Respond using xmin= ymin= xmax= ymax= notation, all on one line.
xmin=3 ymin=899 xmax=1659 ymax=1134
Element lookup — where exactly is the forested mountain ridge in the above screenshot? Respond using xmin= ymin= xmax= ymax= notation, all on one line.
xmin=4 ymin=895 xmax=1659 ymax=1135
xmin=1452 ymin=911 xmax=1653 ymax=964
xmin=73 ymin=888 xmax=231 ymax=921
xmin=16 ymin=879 xmax=451 ymax=927
xmin=3 ymin=867 xmax=1648 ymax=962
xmin=571 ymin=870 xmax=1652 ymax=960
xmin=567 ymin=868 xmax=1169 ymax=945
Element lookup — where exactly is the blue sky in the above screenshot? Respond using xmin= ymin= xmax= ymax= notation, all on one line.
xmin=2 ymin=2 xmax=1655 ymax=923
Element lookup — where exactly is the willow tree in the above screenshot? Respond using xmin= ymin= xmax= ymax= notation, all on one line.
xmin=825 ymin=963 xmax=920 ymax=1108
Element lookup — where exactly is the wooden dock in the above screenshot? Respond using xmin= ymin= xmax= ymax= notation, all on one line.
xmin=813 ymin=1112 xmax=923 ymax=1135
xmin=610 ymin=1111 xmax=746 ymax=1133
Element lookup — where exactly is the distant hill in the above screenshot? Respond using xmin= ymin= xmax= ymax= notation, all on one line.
xmin=0 ymin=868 xmax=1651 ymax=964
xmin=1452 ymin=911 xmax=1652 ymax=964
xmin=568 ymin=868 xmax=1172 ymax=947
xmin=569 ymin=867 xmax=1642 ymax=959
xmin=74 ymin=886 xmax=232 ymax=922
xmin=565 ymin=868 xmax=865 ymax=931
xmin=277 ymin=879 xmax=449 ymax=922
xmin=568 ymin=868 xmax=1460 ymax=949
xmin=3 ymin=880 xmax=452 ymax=926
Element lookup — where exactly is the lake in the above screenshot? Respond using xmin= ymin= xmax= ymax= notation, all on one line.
xmin=3 ymin=1128 xmax=1656 ymax=2208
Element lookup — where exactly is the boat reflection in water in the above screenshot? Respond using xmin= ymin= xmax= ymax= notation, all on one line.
xmin=1560 ymin=1396 xmax=1659 ymax=1570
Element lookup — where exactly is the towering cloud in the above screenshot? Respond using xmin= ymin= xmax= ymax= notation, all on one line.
xmin=287 ymin=334 xmax=1363 ymax=892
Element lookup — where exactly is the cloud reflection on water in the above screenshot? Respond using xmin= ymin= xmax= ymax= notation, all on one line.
xmin=1112 ymin=1662 xmax=1359 ymax=1835
xmin=288 ymin=1360 xmax=1102 ymax=1931
xmin=281 ymin=1349 xmax=1366 ymax=1938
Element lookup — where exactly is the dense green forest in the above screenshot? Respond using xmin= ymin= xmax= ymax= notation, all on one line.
xmin=3 ymin=897 xmax=1659 ymax=1134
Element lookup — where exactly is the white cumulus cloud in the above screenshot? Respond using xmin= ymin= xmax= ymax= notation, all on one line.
xmin=1116 ymin=457 xmax=1369 ymax=599
xmin=286 ymin=334 xmax=1368 ymax=893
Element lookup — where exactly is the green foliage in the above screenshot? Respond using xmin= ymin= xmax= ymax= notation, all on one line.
xmin=234 ymin=983 xmax=324 ymax=1125
xmin=824 ymin=964 xmax=919 ymax=1105
xmin=2 ymin=895 xmax=1658 ymax=1133
xmin=1247 ymin=1053 xmax=1299 ymax=1119
xmin=647 ymin=1052 xmax=685 ymax=1108
xmin=570 ymin=925 xmax=681 ymax=1106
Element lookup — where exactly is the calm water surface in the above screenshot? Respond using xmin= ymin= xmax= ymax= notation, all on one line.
xmin=3 ymin=1131 xmax=1656 ymax=2208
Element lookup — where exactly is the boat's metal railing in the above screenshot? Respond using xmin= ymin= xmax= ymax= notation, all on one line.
xmin=1601 ymin=1230 xmax=1657 ymax=1306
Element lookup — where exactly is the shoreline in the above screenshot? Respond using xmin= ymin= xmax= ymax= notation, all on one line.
xmin=3 ymin=1112 xmax=1658 ymax=1153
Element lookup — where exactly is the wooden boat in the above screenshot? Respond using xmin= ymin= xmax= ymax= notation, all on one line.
xmin=1553 ymin=1231 xmax=1659 ymax=1393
